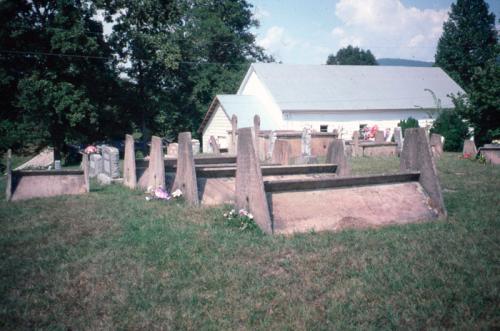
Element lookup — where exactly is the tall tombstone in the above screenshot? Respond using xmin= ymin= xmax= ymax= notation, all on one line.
xmin=394 ymin=127 xmax=403 ymax=154
xmin=301 ymin=127 xmax=312 ymax=156
xmin=147 ymin=136 xmax=166 ymax=190
xmin=230 ymin=114 xmax=238 ymax=154
xmin=271 ymin=139 xmax=292 ymax=165
xmin=253 ymin=115 xmax=261 ymax=157
xmin=123 ymin=134 xmax=137 ymax=189
xmin=326 ymin=139 xmax=351 ymax=177
xmin=172 ymin=132 xmax=199 ymax=206
xmin=101 ymin=145 xmax=120 ymax=179
xmin=430 ymin=133 xmax=444 ymax=158
xmin=235 ymin=127 xmax=272 ymax=234
xmin=88 ymin=154 xmax=103 ymax=178
xmin=352 ymin=131 xmax=360 ymax=157
xmin=5 ymin=149 xmax=12 ymax=201
xmin=375 ymin=130 xmax=385 ymax=143
xmin=268 ymin=131 xmax=277 ymax=161
xmin=463 ymin=140 xmax=477 ymax=156
xmin=400 ymin=128 xmax=446 ymax=218
xmin=82 ymin=152 xmax=90 ymax=192
xmin=209 ymin=136 xmax=220 ymax=154
xmin=191 ymin=139 xmax=200 ymax=155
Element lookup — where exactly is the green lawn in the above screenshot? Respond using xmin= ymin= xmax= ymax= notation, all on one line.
xmin=0 ymin=154 xmax=499 ymax=329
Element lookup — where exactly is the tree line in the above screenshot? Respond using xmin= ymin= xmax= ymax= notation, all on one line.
xmin=0 ymin=0 xmax=271 ymax=159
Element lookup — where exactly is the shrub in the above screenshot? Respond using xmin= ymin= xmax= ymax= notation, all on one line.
xmin=398 ymin=117 xmax=420 ymax=136
xmin=431 ymin=110 xmax=470 ymax=152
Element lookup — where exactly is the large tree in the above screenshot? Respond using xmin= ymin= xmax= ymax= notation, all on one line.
xmin=435 ymin=0 xmax=497 ymax=90
xmin=326 ymin=45 xmax=377 ymax=65
xmin=0 ymin=0 xmax=122 ymax=159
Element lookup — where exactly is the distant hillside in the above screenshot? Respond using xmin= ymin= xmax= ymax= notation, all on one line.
xmin=377 ymin=58 xmax=434 ymax=67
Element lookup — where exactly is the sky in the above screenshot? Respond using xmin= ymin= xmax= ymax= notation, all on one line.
xmin=249 ymin=0 xmax=500 ymax=64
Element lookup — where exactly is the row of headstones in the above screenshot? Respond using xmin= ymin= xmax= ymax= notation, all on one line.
xmin=166 ymin=139 xmax=201 ymax=157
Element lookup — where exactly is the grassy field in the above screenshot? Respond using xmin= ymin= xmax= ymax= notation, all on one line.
xmin=0 ymin=154 xmax=499 ymax=329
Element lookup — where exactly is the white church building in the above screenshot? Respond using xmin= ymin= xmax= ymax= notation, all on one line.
xmin=198 ymin=63 xmax=464 ymax=152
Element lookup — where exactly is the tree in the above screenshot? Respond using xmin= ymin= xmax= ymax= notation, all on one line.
xmin=435 ymin=0 xmax=497 ymax=90
xmin=431 ymin=110 xmax=470 ymax=151
xmin=0 ymin=0 xmax=123 ymax=159
xmin=326 ymin=46 xmax=377 ymax=65
xmin=452 ymin=64 xmax=500 ymax=146
xmin=398 ymin=117 xmax=420 ymax=137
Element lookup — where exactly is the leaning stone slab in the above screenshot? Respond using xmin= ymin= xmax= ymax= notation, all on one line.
xmin=400 ymin=128 xmax=446 ymax=217
xmin=235 ymin=127 xmax=273 ymax=234
xmin=272 ymin=139 xmax=292 ymax=165
xmin=172 ymin=132 xmax=199 ymax=206
xmin=463 ymin=140 xmax=477 ymax=156
xmin=209 ymin=136 xmax=220 ymax=154
xmin=123 ymin=134 xmax=137 ymax=189
xmin=326 ymin=139 xmax=351 ymax=177
xmin=15 ymin=147 xmax=54 ymax=170
xmin=430 ymin=133 xmax=444 ymax=158
xmin=101 ymin=145 xmax=120 ymax=179
xmin=147 ymin=136 xmax=166 ymax=190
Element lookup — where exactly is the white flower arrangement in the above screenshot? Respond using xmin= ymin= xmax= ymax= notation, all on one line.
xmin=223 ymin=208 xmax=257 ymax=231
xmin=172 ymin=189 xmax=183 ymax=198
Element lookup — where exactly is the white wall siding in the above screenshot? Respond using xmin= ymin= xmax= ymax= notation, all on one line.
xmin=202 ymin=106 xmax=231 ymax=153
xmin=239 ymin=71 xmax=284 ymax=128
xmin=284 ymin=110 xmax=435 ymax=139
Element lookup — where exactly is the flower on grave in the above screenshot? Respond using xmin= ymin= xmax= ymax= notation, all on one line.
xmin=154 ymin=187 xmax=171 ymax=200
xmin=462 ymin=153 xmax=472 ymax=159
xmin=239 ymin=209 xmax=248 ymax=216
xmin=247 ymin=213 xmax=254 ymax=220
xmin=172 ymin=189 xmax=183 ymax=198
xmin=84 ymin=145 xmax=98 ymax=154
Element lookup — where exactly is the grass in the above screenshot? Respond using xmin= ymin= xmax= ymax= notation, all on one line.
xmin=0 ymin=154 xmax=499 ymax=329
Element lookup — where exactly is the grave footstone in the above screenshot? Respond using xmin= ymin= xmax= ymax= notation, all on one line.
xmin=463 ymin=140 xmax=477 ymax=157
xmin=101 ymin=145 xmax=120 ymax=179
xmin=326 ymin=139 xmax=351 ymax=177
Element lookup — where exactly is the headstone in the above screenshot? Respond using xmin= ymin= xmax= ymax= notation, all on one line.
xmin=191 ymin=139 xmax=200 ymax=155
xmin=82 ymin=153 xmax=90 ymax=192
xmin=172 ymin=132 xmax=199 ymax=206
xmin=101 ymin=145 xmax=120 ymax=179
xmin=326 ymin=139 xmax=351 ymax=177
xmin=400 ymin=128 xmax=446 ymax=217
xmin=375 ymin=130 xmax=385 ymax=143
xmin=394 ymin=127 xmax=403 ymax=154
xmin=268 ymin=131 xmax=277 ymax=160
xmin=352 ymin=131 xmax=360 ymax=157
xmin=123 ymin=134 xmax=137 ymax=189
xmin=301 ymin=127 xmax=312 ymax=156
xmin=254 ymin=115 xmax=261 ymax=157
xmin=430 ymin=133 xmax=444 ymax=158
xmin=147 ymin=136 xmax=166 ymax=190
xmin=97 ymin=173 xmax=112 ymax=185
xmin=209 ymin=136 xmax=220 ymax=154
xmin=235 ymin=127 xmax=272 ymax=234
xmin=167 ymin=143 xmax=178 ymax=156
xmin=89 ymin=154 xmax=103 ymax=178
xmin=54 ymin=160 xmax=61 ymax=170
xmin=272 ymin=139 xmax=292 ymax=165
xmin=463 ymin=140 xmax=477 ymax=157
xmin=230 ymin=114 xmax=238 ymax=154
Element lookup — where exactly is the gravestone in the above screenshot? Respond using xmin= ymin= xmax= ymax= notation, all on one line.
xmin=400 ymin=128 xmax=446 ymax=217
xmin=123 ymin=134 xmax=137 ymax=189
xmin=394 ymin=127 xmax=403 ymax=154
xmin=268 ymin=131 xmax=277 ymax=160
xmin=463 ymin=140 xmax=477 ymax=156
xmin=375 ymin=130 xmax=385 ymax=143
xmin=272 ymin=139 xmax=292 ymax=165
xmin=89 ymin=154 xmax=103 ymax=178
xmin=191 ymin=139 xmax=200 ymax=155
xmin=326 ymin=139 xmax=351 ymax=177
xmin=209 ymin=136 xmax=220 ymax=154
xmin=167 ymin=143 xmax=178 ymax=156
xmin=301 ymin=127 xmax=312 ymax=156
xmin=352 ymin=131 xmax=360 ymax=157
xmin=430 ymin=133 xmax=444 ymax=158
xmin=254 ymin=115 xmax=261 ymax=157
xmin=235 ymin=127 xmax=272 ymax=234
xmin=230 ymin=115 xmax=238 ymax=154
xmin=173 ymin=132 xmax=199 ymax=206
xmin=147 ymin=136 xmax=166 ymax=190
xmin=101 ymin=145 xmax=120 ymax=179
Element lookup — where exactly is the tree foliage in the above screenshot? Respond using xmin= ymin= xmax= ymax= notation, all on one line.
xmin=326 ymin=46 xmax=377 ymax=65
xmin=431 ymin=110 xmax=470 ymax=151
xmin=435 ymin=0 xmax=497 ymax=90
xmin=398 ymin=117 xmax=420 ymax=137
